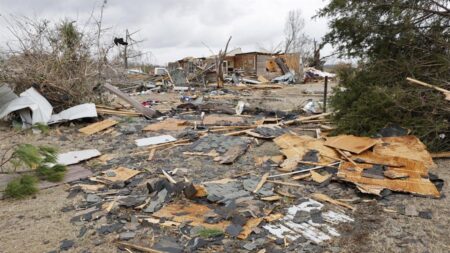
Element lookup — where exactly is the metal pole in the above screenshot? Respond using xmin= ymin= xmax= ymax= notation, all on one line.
xmin=323 ymin=76 xmax=328 ymax=113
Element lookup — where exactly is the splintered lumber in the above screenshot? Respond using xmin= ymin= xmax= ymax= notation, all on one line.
xmin=407 ymin=77 xmax=450 ymax=101
xmin=267 ymin=180 xmax=303 ymax=187
xmin=281 ymin=112 xmax=331 ymax=126
xmin=431 ymin=151 xmax=450 ymax=159
xmin=116 ymin=242 xmax=164 ymax=253
xmin=95 ymin=106 xmax=141 ymax=117
xmin=238 ymin=217 xmax=263 ymax=239
xmin=324 ymin=135 xmax=378 ymax=154
xmin=268 ymin=162 xmax=340 ymax=179
xmin=162 ymin=169 xmax=177 ymax=184
xmin=103 ymin=83 xmax=157 ymax=118
xmin=79 ymin=119 xmax=118 ymax=135
xmin=253 ymin=173 xmax=269 ymax=193
xmin=311 ymin=193 xmax=355 ymax=211
xmin=219 ymin=144 xmax=250 ymax=164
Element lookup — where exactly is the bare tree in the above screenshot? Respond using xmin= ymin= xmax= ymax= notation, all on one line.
xmin=283 ymin=10 xmax=313 ymax=58
xmin=215 ymin=36 xmax=232 ymax=88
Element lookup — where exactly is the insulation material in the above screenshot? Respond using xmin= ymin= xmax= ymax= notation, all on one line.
xmin=263 ymin=199 xmax=353 ymax=243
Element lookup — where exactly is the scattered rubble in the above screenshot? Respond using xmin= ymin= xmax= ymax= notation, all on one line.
xmin=0 ymin=62 xmax=445 ymax=252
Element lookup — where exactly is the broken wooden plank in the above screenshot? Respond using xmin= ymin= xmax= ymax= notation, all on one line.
xmin=116 ymin=241 xmax=164 ymax=253
xmin=407 ymin=77 xmax=450 ymax=101
xmin=311 ymin=193 xmax=355 ymax=211
xmin=253 ymin=173 xmax=269 ymax=193
xmin=238 ymin=217 xmax=263 ymax=240
xmin=219 ymin=144 xmax=249 ymax=164
xmin=431 ymin=151 xmax=450 ymax=159
xmin=162 ymin=169 xmax=177 ymax=184
xmin=79 ymin=119 xmax=118 ymax=135
xmin=103 ymin=83 xmax=157 ymax=118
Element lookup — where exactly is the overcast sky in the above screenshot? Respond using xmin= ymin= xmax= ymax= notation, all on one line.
xmin=0 ymin=0 xmax=332 ymax=65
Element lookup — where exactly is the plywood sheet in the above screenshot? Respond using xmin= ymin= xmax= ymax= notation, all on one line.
xmin=143 ymin=118 xmax=189 ymax=131
xmin=324 ymin=135 xmax=379 ymax=154
xmin=79 ymin=119 xmax=118 ymax=135
xmin=373 ymin=136 xmax=436 ymax=169
xmin=153 ymin=202 xmax=229 ymax=230
xmin=337 ymin=161 xmax=439 ymax=198
xmin=274 ymin=134 xmax=340 ymax=164
xmin=98 ymin=167 xmax=140 ymax=183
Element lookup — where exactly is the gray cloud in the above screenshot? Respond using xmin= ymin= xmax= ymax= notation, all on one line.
xmin=0 ymin=0 xmax=331 ymax=64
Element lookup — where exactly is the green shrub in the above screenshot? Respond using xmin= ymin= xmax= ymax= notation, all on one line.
xmin=5 ymin=175 xmax=39 ymax=199
xmin=36 ymin=164 xmax=67 ymax=182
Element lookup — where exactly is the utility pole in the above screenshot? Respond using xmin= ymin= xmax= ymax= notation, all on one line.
xmin=123 ymin=29 xmax=129 ymax=69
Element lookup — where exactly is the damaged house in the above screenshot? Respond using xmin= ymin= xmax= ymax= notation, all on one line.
xmin=168 ymin=48 xmax=302 ymax=83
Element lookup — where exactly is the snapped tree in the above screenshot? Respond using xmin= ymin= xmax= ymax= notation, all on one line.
xmin=317 ymin=0 xmax=450 ymax=151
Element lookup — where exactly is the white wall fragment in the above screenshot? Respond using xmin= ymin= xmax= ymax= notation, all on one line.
xmin=263 ymin=199 xmax=353 ymax=244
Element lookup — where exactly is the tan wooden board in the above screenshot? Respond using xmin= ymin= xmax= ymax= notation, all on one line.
xmin=79 ymin=119 xmax=118 ymax=135
xmin=98 ymin=167 xmax=140 ymax=183
xmin=324 ymin=135 xmax=379 ymax=154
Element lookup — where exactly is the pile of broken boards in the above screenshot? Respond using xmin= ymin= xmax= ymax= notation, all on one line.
xmin=64 ymin=110 xmax=443 ymax=252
